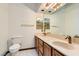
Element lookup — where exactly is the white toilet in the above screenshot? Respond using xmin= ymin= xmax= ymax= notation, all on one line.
xmin=8 ymin=37 xmax=22 ymax=56
xmin=9 ymin=43 xmax=21 ymax=56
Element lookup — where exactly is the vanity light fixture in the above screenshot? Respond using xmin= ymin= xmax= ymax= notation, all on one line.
xmin=45 ymin=3 xmax=52 ymax=9
xmin=39 ymin=3 xmax=66 ymax=14
xmin=53 ymin=3 xmax=61 ymax=8
xmin=41 ymin=9 xmax=44 ymax=11
xmin=45 ymin=3 xmax=51 ymax=7
xmin=51 ymin=3 xmax=62 ymax=11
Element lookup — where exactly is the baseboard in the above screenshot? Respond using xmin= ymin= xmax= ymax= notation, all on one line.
xmin=19 ymin=47 xmax=36 ymax=51
xmin=4 ymin=47 xmax=36 ymax=56
xmin=4 ymin=51 xmax=10 ymax=56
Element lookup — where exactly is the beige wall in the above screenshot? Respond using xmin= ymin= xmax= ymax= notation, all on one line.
xmin=0 ymin=4 xmax=8 ymax=55
xmin=8 ymin=4 xmax=36 ymax=49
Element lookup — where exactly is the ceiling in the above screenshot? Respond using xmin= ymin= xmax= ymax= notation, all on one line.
xmin=24 ymin=3 xmax=41 ymax=12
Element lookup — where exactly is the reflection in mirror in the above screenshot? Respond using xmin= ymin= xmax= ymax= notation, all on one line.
xmin=36 ymin=17 xmax=50 ymax=33
xmin=36 ymin=19 xmax=43 ymax=29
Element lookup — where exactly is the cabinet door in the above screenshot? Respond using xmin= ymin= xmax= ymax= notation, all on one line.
xmin=44 ymin=43 xmax=52 ymax=56
xmin=53 ymin=49 xmax=64 ymax=56
xmin=51 ymin=47 xmax=54 ymax=56
xmin=35 ymin=36 xmax=39 ymax=53
xmin=38 ymin=50 xmax=43 ymax=56
xmin=38 ymin=39 xmax=44 ymax=55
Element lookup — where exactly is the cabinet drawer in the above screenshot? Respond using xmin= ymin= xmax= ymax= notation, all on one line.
xmin=35 ymin=36 xmax=39 ymax=52
xmin=38 ymin=43 xmax=43 ymax=54
xmin=39 ymin=39 xmax=43 ymax=46
xmin=44 ymin=43 xmax=52 ymax=56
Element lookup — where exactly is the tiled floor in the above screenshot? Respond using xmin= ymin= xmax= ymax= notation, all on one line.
xmin=6 ymin=49 xmax=38 ymax=56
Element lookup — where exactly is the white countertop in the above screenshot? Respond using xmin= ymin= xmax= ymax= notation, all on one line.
xmin=35 ymin=33 xmax=79 ymax=56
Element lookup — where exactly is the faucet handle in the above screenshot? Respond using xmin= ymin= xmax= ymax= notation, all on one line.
xmin=65 ymin=35 xmax=68 ymax=39
xmin=65 ymin=35 xmax=71 ymax=39
xmin=65 ymin=35 xmax=72 ymax=44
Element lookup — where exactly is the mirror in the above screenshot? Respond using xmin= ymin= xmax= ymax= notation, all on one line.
xmin=36 ymin=4 xmax=79 ymax=37
xmin=50 ymin=3 xmax=79 ymax=36
xmin=36 ymin=16 xmax=50 ymax=33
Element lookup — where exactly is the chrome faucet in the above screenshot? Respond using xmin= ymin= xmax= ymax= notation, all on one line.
xmin=65 ymin=35 xmax=72 ymax=44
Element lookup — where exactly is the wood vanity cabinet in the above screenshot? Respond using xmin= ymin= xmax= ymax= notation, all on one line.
xmin=43 ymin=43 xmax=52 ymax=56
xmin=35 ymin=36 xmax=65 ymax=56
xmin=35 ymin=36 xmax=44 ymax=56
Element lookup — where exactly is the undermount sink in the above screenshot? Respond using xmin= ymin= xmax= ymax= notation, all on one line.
xmin=52 ymin=41 xmax=74 ymax=49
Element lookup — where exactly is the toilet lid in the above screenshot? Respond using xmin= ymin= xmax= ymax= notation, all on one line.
xmin=9 ymin=44 xmax=20 ymax=50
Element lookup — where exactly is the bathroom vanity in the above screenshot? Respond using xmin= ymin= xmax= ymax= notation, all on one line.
xmin=35 ymin=33 xmax=79 ymax=56
xmin=35 ymin=34 xmax=65 ymax=56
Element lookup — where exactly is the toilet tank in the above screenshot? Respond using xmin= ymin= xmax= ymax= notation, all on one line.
xmin=7 ymin=39 xmax=13 ymax=50
xmin=7 ymin=36 xmax=23 ymax=50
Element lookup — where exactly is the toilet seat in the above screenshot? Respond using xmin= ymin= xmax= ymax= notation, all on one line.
xmin=9 ymin=44 xmax=20 ymax=53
